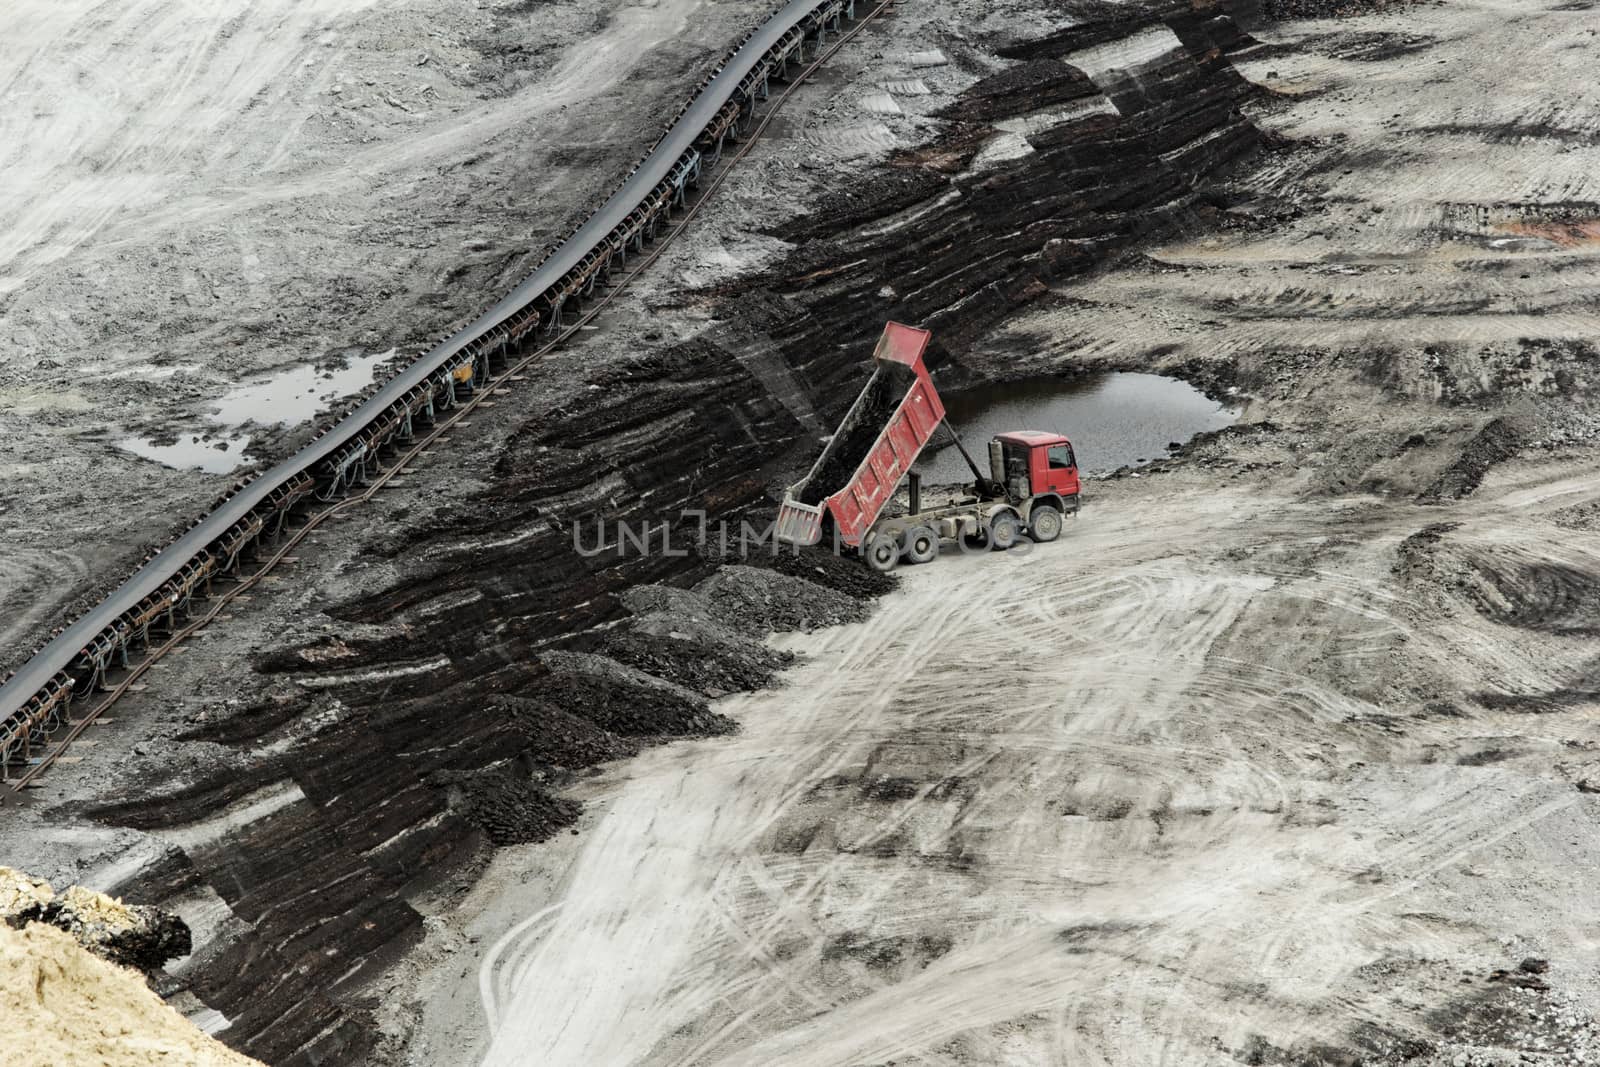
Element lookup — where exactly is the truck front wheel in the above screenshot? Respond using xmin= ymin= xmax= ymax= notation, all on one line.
xmin=1029 ymin=505 xmax=1063 ymax=543
xmin=865 ymin=537 xmax=899 ymax=572
xmin=988 ymin=512 xmax=1021 ymax=551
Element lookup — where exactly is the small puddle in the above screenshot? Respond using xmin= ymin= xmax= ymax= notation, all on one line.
xmin=117 ymin=433 xmax=254 ymax=475
xmin=923 ymin=372 xmax=1240 ymax=481
xmin=207 ymin=349 xmax=394 ymax=428
xmin=115 ymin=350 xmax=394 ymax=473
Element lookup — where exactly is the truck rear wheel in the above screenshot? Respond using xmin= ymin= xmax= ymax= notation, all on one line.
xmin=988 ymin=511 xmax=1021 ymax=551
xmin=865 ymin=537 xmax=899 ymax=572
xmin=904 ymin=526 xmax=938 ymax=565
xmin=1029 ymin=505 xmax=1063 ymax=543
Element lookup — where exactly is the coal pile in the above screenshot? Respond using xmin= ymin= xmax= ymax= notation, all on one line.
xmin=600 ymin=626 xmax=792 ymax=695
xmin=447 ymin=771 xmax=581 ymax=846
xmin=696 ymin=566 xmax=870 ymax=633
xmin=44 ymin=889 xmax=192 ymax=973
xmin=724 ymin=543 xmax=899 ymax=600
xmin=754 ymin=2 xmax=1266 ymax=364
xmin=491 ymin=696 xmax=642 ymax=768
xmin=938 ymin=58 xmax=1096 ymax=124
xmin=535 ymin=652 xmax=736 ymax=738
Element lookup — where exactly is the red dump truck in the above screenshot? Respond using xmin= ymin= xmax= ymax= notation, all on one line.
xmin=775 ymin=322 xmax=1080 ymax=571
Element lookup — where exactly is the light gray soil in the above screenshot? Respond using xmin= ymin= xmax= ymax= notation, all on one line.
xmin=0 ymin=0 xmax=779 ymax=668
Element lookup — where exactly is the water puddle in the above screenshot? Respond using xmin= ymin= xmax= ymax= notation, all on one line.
xmin=922 ymin=372 xmax=1240 ymax=481
xmin=207 ymin=349 xmax=394 ymax=428
xmin=115 ymin=349 xmax=394 ymax=473
xmin=117 ymin=433 xmax=254 ymax=475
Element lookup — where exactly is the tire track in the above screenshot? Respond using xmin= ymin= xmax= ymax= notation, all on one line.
xmin=475 ymin=477 xmax=1600 ymax=1064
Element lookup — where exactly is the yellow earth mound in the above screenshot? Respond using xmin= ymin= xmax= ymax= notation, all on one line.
xmin=0 ymin=921 xmax=262 ymax=1067
xmin=0 ymin=867 xmax=52 ymax=917
xmin=57 ymin=883 xmax=136 ymax=927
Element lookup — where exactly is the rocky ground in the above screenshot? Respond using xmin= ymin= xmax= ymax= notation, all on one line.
xmin=4 ymin=0 xmax=1600 ymax=1063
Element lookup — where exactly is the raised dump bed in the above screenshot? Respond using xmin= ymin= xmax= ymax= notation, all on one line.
xmin=776 ymin=322 xmax=945 ymax=548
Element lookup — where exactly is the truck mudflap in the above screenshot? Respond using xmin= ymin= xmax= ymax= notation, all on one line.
xmin=775 ymin=499 xmax=825 ymax=547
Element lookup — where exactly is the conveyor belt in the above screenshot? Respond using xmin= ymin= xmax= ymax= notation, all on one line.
xmin=0 ymin=0 xmax=861 ymax=766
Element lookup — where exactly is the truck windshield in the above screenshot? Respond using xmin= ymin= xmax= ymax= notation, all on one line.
xmin=1048 ymin=444 xmax=1075 ymax=469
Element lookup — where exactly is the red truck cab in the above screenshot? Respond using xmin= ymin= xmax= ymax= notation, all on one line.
xmin=992 ymin=431 xmax=1080 ymax=503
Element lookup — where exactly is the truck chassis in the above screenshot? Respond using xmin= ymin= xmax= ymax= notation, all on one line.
xmin=859 ymin=472 xmax=1080 ymax=572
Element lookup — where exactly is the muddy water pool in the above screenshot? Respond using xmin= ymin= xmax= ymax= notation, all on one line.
xmin=922 ymin=372 xmax=1240 ymax=481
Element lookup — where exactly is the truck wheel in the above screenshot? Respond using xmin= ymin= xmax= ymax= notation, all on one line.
xmin=904 ymin=526 xmax=938 ymax=564
xmin=988 ymin=512 xmax=1021 ymax=551
xmin=1028 ymin=505 xmax=1063 ymax=543
xmin=865 ymin=537 xmax=899 ymax=572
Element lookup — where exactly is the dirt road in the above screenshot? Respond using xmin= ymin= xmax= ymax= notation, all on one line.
xmin=453 ymin=455 xmax=1600 ymax=1063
